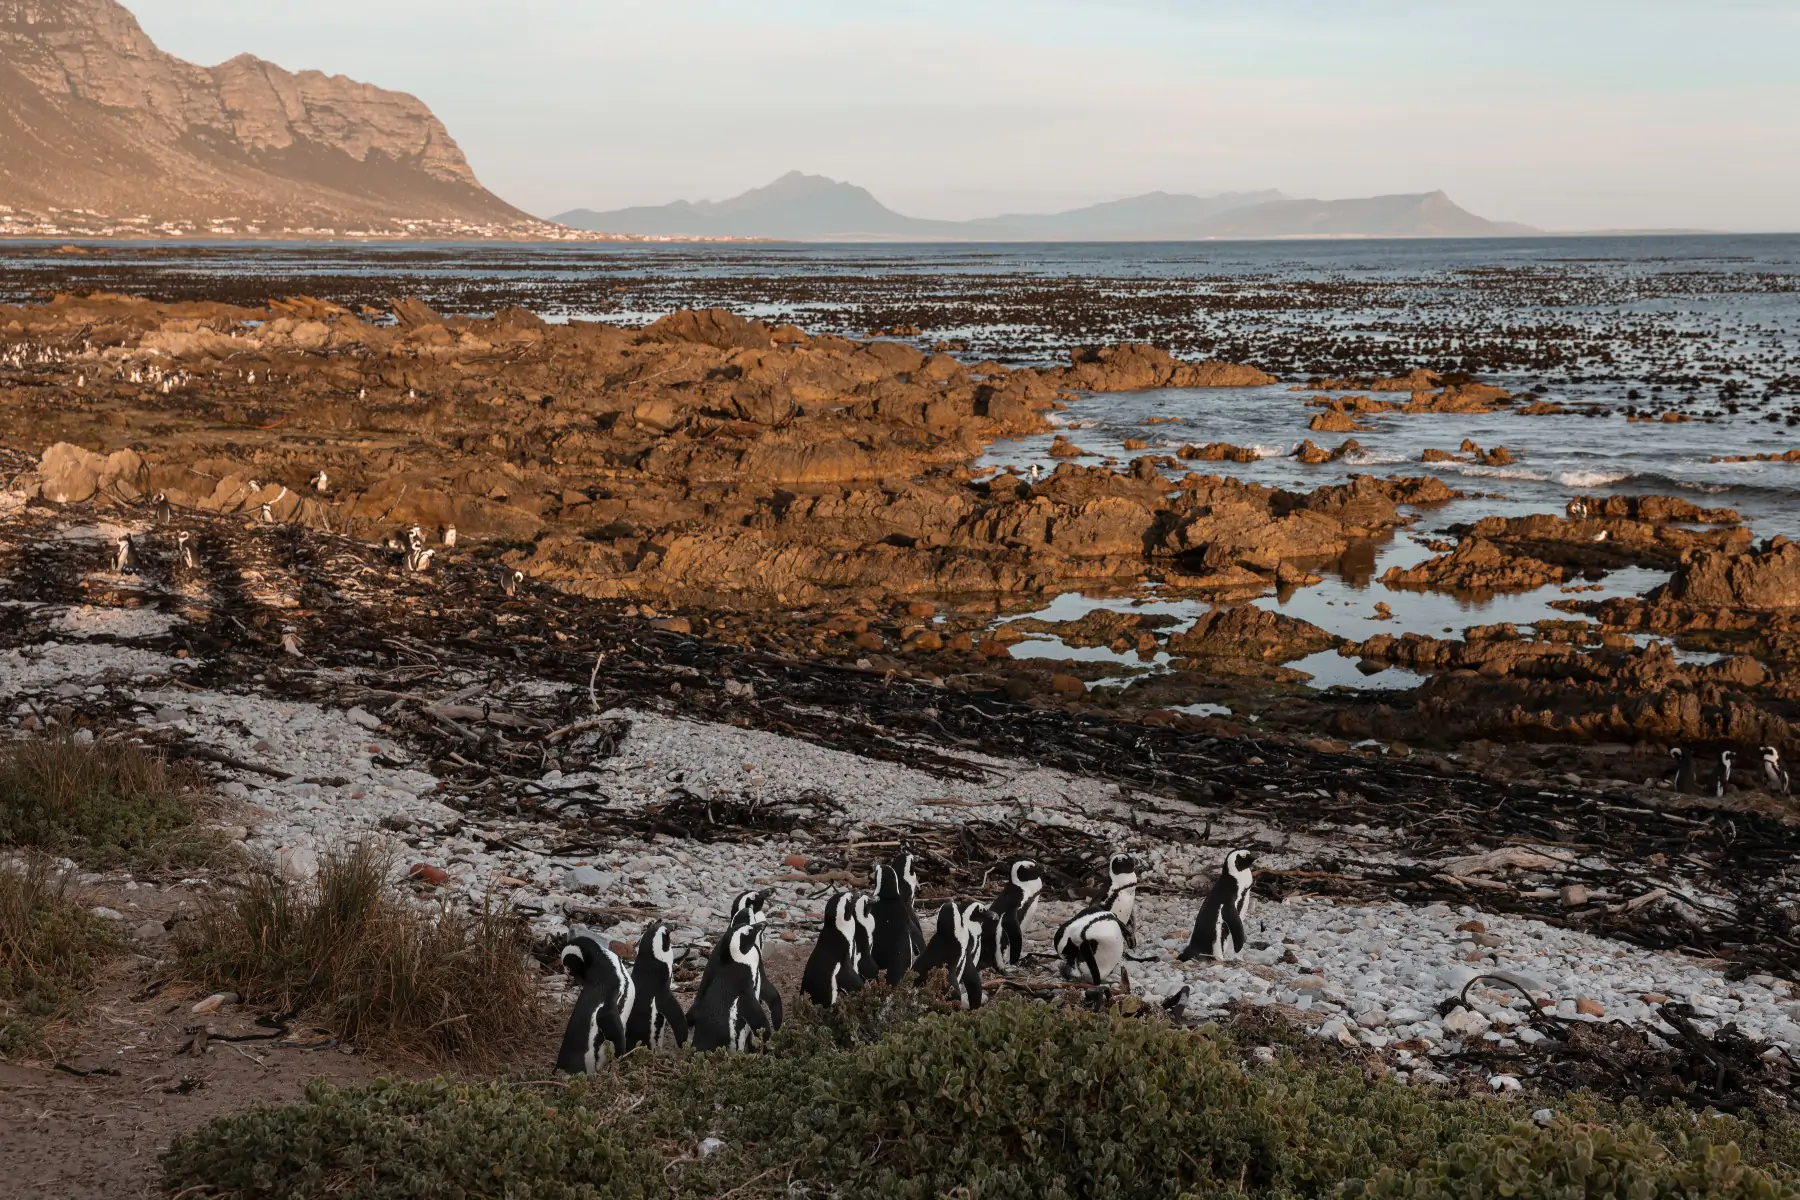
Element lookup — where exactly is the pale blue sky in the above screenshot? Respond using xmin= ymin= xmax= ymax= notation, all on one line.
xmin=129 ymin=1 xmax=1800 ymax=230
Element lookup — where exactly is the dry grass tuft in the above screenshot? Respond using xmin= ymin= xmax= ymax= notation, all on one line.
xmin=0 ymin=853 xmax=125 ymax=1057
xmin=0 ymin=733 xmax=229 ymax=871
xmin=175 ymin=841 xmax=541 ymax=1064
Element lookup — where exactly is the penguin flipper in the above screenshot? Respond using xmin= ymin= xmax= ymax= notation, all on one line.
xmin=657 ymin=990 xmax=689 ymax=1047
xmin=762 ymin=978 xmax=785 ymax=1030
xmin=1222 ymin=903 xmax=1248 ymax=956
xmin=600 ymin=1010 xmax=629 ymax=1060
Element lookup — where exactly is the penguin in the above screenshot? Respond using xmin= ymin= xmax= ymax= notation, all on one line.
xmin=1567 ymin=497 xmax=1589 ymax=520
xmin=982 ymin=859 xmax=1042 ymax=970
xmin=501 ymin=568 xmax=523 ymax=597
xmin=406 ymin=525 xmax=425 ymax=553
xmin=1762 ymin=746 xmax=1791 ymax=796
xmin=442 ymin=525 xmax=457 ymax=548
xmin=555 ymin=934 xmax=635 ymax=1074
xmin=1711 ymin=750 xmax=1735 ymax=798
xmin=1098 ymin=852 xmax=1140 ymax=945
xmin=851 ymin=892 xmax=878 ymax=982
xmin=692 ymin=889 xmax=782 ymax=1031
xmin=1670 ymin=747 xmax=1698 ymax=794
xmin=113 ymin=533 xmax=137 ymax=574
xmin=689 ymin=923 xmax=771 ymax=1052
xmin=259 ymin=502 xmax=274 ymax=524
xmin=895 ymin=850 xmax=927 ymax=954
xmin=1029 ymin=463 xmax=1041 ymax=482
xmin=152 ymin=493 xmax=171 ymax=523
xmin=870 ymin=858 xmax=920 ymax=985
xmin=311 ymin=469 xmax=329 ymax=493
xmin=175 ymin=530 xmax=195 ymax=571
xmin=1055 ymin=909 xmax=1127 ymax=985
xmin=624 ymin=922 xmax=688 ymax=1052
xmin=956 ymin=900 xmax=990 ymax=1009
xmin=910 ymin=901 xmax=972 ymax=988
xmin=406 ymin=546 xmax=435 ymax=574
xmin=1179 ymin=849 xmax=1257 ymax=962
xmin=800 ymin=892 xmax=862 ymax=1007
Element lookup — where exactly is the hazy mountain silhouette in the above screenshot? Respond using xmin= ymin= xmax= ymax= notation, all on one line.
xmin=556 ymin=172 xmax=1536 ymax=241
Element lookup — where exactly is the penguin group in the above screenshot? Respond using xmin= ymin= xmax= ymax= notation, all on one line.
xmin=555 ymin=846 xmax=1259 ymax=1073
xmin=1669 ymin=745 xmax=1790 ymax=796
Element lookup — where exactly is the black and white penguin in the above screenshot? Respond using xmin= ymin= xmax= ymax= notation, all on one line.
xmin=897 ymin=850 xmax=926 ymax=954
xmin=1567 ymin=497 xmax=1590 ymax=520
xmin=442 ymin=525 xmax=457 ymax=548
xmin=555 ymin=934 xmax=635 ymax=1074
xmin=851 ymin=892 xmax=878 ymax=982
xmin=689 ymin=923 xmax=771 ymax=1052
xmin=1670 ymin=747 xmax=1698 ymax=794
xmin=406 ymin=525 xmax=425 ymax=553
xmin=910 ymin=900 xmax=972 ymax=987
xmin=175 ymin=530 xmax=195 ymax=571
xmin=1099 ymin=852 xmax=1140 ymax=945
xmin=956 ymin=900 xmax=990 ymax=1009
xmin=311 ymin=469 xmax=329 ymax=493
xmin=259 ymin=502 xmax=274 ymax=524
xmin=1763 ymin=746 xmax=1791 ymax=796
xmin=870 ymin=859 xmax=919 ymax=985
xmin=501 ymin=567 xmax=523 ymax=597
xmin=113 ymin=533 xmax=137 ymax=574
xmin=982 ymin=859 xmax=1042 ymax=971
xmin=1179 ymin=849 xmax=1257 ymax=962
xmin=1054 ymin=909 xmax=1127 ymax=985
xmin=624 ymin=922 xmax=688 ymax=1053
xmin=1711 ymin=750 xmax=1735 ymax=798
xmin=801 ymin=892 xmax=863 ymax=1007
xmin=692 ymin=889 xmax=782 ymax=1030
xmin=153 ymin=493 xmax=171 ymax=523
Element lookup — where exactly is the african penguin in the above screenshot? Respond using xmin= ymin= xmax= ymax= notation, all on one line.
xmin=956 ymin=900 xmax=990 ymax=1009
xmin=1098 ymin=852 xmax=1139 ymax=945
xmin=870 ymin=859 xmax=919 ymax=985
xmin=311 ymin=469 xmax=329 ymax=493
xmin=692 ymin=889 xmax=782 ymax=1030
xmin=259 ymin=503 xmax=274 ymax=524
xmin=1670 ymin=747 xmax=1698 ymax=794
xmin=624 ymin=922 xmax=688 ymax=1052
xmin=851 ymin=892 xmax=878 ymax=982
xmin=895 ymin=850 xmax=926 ymax=955
xmin=689 ymin=923 xmax=771 ymax=1052
xmin=176 ymin=530 xmax=195 ymax=571
xmin=153 ymin=493 xmax=171 ymax=523
xmin=800 ymin=892 xmax=863 ymax=1007
xmin=1179 ymin=849 xmax=1256 ymax=962
xmin=910 ymin=900 xmax=972 ymax=989
xmin=555 ymin=934 xmax=635 ymax=1074
xmin=1763 ymin=746 xmax=1790 ymax=796
xmin=501 ymin=568 xmax=523 ymax=597
xmin=406 ymin=525 xmax=425 ymax=552
xmin=406 ymin=546 xmax=434 ymax=574
xmin=442 ymin=525 xmax=457 ymax=548
xmin=113 ymin=534 xmax=137 ymax=574
xmin=1711 ymin=749 xmax=1735 ymax=798
xmin=982 ymin=859 xmax=1042 ymax=971
xmin=1054 ymin=909 xmax=1127 ymax=985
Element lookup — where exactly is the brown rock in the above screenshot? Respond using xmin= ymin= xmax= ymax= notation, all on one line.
xmin=905 ymin=600 xmax=937 ymax=620
xmin=650 ymin=617 xmax=693 ymax=634
xmin=1457 ymin=920 xmax=1487 ymax=933
xmin=1660 ymin=538 xmax=1800 ymax=611
xmin=408 ymin=863 xmax=449 ymax=886
xmin=1575 ymin=997 xmax=1605 ymax=1017
xmin=1047 ymin=435 xmax=1090 ymax=458
xmin=1050 ymin=673 xmax=1087 ymax=697
xmin=1308 ymin=411 xmax=1360 ymax=433
xmin=853 ymin=631 xmax=885 ymax=652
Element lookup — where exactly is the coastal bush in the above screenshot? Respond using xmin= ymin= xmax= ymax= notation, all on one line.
xmin=174 ymin=841 xmax=540 ymax=1063
xmin=0 ymin=733 xmax=225 ymax=870
xmin=0 ymin=853 xmax=124 ymax=1056
xmin=162 ymin=999 xmax=1800 ymax=1200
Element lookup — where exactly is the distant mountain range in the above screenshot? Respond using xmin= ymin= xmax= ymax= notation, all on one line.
xmin=556 ymin=171 xmax=1538 ymax=241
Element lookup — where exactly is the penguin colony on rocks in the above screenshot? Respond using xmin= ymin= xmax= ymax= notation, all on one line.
xmin=1669 ymin=745 xmax=1788 ymax=796
xmin=556 ymin=847 xmax=1258 ymax=1071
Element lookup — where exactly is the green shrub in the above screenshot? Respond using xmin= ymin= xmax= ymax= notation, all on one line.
xmin=0 ymin=734 xmax=225 ymax=870
xmin=0 ymin=853 xmax=124 ymax=1056
xmin=162 ymin=1000 xmax=1800 ymax=1200
xmin=174 ymin=841 xmax=540 ymax=1064
xmin=161 ymin=1077 xmax=664 ymax=1200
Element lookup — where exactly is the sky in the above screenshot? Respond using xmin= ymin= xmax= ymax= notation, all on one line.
xmin=128 ymin=0 xmax=1800 ymax=231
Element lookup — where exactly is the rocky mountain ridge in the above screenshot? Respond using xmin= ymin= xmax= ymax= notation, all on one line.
xmin=0 ymin=0 xmax=559 ymax=238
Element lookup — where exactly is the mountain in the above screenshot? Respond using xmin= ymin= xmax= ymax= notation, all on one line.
xmin=0 ymin=0 xmax=548 ymax=237
xmin=557 ymin=175 xmax=1535 ymax=241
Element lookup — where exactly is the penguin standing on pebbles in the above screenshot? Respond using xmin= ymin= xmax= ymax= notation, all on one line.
xmin=801 ymin=892 xmax=863 ymax=1007
xmin=175 ymin=530 xmax=195 ymax=571
xmin=153 ymin=493 xmax=171 ymax=523
xmin=556 ymin=935 xmax=635 ymax=1074
xmin=1711 ymin=750 xmax=1735 ymax=798
xmin=113 ymin=534 xmax=137 ymax=574
xmin=1179 ymin=849 xmax=1257 ymax=962
xmin=624 ymin=922 xmax=688 ymax=1052
xmin=851 ymin=893 xmax=878 ymax=982
xmin=259 ymin=502 xmax=274 ymax=524
xmin=1098 ymin=852 xmax=1140 ymax=945
xmin=693 ymin=890 xmax=782 ymax=1030
xmin=442 ymin=525 xmax=457 ymax=548
xmin=690 ymin=923 xmax=771 ymax=1052
xmin=311 ymin=469 xmax=329 ymax=493
xmin=982 ymin=859 xmax=1042 ymax=970
xmin=1055 ymin=909 xmax=1128 ymax=985
xmin=871 ymin=854 xmax=922 ymax=984
xmin=1763 ymin=747 xmax=1790 ymax=796
xmin=1670 ymin=747 xmax=1698 ymax=794
xmin=957 ymin=900 xmax=991 ymax=1009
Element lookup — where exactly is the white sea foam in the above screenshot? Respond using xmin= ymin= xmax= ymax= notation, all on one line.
xmin=1554 ymin=469 xmax=1631 ymax=489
